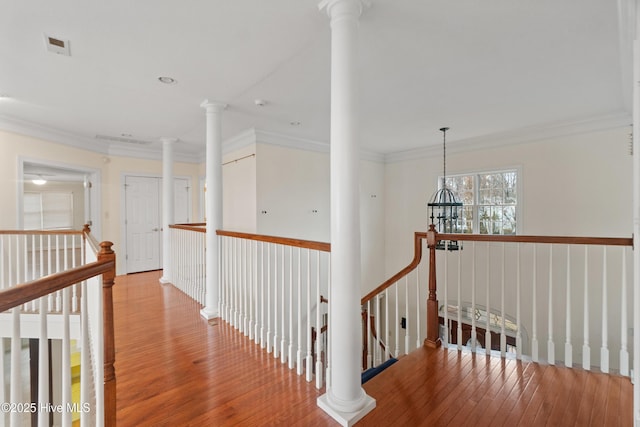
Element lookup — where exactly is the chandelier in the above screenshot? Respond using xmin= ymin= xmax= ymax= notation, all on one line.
xmin=427 ymin=127 xmax=463 ymax=250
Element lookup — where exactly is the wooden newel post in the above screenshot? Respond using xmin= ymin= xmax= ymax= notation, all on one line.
xmin=424 ymin=224 xmax=441 ymax=348
xmin=98 ymin=241 xmax=117 ymax=427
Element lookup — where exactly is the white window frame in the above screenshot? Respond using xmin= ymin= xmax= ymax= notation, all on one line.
xmin=440 ymin=167 xmax=521 ymax=235
xmin=23 ymin=191 xmax=74 ymax=230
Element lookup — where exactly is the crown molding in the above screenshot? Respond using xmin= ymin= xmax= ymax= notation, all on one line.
xmin=226 ymin=128 xmax=385 ymax=163
xmin=385 ymin=111 xmax=632 ymax=163
xmin=107 ymin=143 xmax=203 ymax=164
xmin=0 ymin=114 xmax=109 ymax=155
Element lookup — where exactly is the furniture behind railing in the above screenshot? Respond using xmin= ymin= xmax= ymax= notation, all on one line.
xmin=362 ymin=227 xmax=634 ymax=378
xmin=0 ymin=227 xmax=116 ymax=427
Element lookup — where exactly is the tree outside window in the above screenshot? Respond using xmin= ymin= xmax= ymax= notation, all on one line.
xmin=442 ymin=170 xmax=518 ymax=235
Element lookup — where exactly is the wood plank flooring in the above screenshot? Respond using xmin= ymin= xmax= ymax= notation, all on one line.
xmin=113 ymin=271 xmax=632 ymax=426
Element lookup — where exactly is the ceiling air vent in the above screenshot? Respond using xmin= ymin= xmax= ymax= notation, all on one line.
xmin=44 ymin=34 xmax=71 ymax=56
xmin=95 ymin=135 xmax=152 ymax=145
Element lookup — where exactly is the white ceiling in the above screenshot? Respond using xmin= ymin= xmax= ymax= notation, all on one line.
xmin=0 ymin=0 xmax=633 ymax=161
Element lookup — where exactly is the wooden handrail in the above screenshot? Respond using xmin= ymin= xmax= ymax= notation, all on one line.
xmin=168 ymin=224 xmax=332 ymax=252
xmin=437 ymin=233 xmax=633 ymax=247
xmin=217 ymin=229 xmax=331 ymax=252
xmin=361 ymin=232 xmax=427 ymax=305
xmin=0 ymin=259 xmax=114 ymax=312
xmin=169 ymin=223 xmax=206 ymax=233
xmin=0 ymin=228 xmax=116 ymax=427
xmin=0 ymin=229 xmax=83 ymax=235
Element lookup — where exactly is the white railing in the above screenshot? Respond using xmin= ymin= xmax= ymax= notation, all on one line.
xmin=0 ymin=228 xmax=116 ymax=427
xmin=361 ymin=233 xmax=428 ymax=370
xmin=169 ymin=224 xmax=206 ymax=305
xmin=218 ymin=230 xmax=330 ymax=389
xmin=362 ymin=231 xmax=634 ymax=378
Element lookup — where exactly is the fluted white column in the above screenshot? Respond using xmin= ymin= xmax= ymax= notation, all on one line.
xmin=317 ymin=0 xmax=375 ymax=424
xmin=160 ymin=137 xmax=176 ymax=284
xmin=200 ymin=100 xmax=226 ymax=319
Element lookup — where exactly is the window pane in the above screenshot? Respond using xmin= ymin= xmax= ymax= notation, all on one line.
xmin=24 ymin=193 xmax=42 ymax=230
xmin=42 ymin=192 xmax=73 ymax=229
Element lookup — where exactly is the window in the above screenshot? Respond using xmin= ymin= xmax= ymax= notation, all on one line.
xmin=442 ymin=169 xmax=518 ymax=235
xmin=24 ymin=192 xmax=74 ymax=230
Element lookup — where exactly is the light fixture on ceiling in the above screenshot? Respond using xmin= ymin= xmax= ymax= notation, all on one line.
xmin=289 ymin=121 xmax=301 ymax=126
xmin=32 ymin=175 xmax=47 ymax=186
xmin=427 ymin=127 xmax=463 ymax=251
xmin=158 ymin=76 xmax=177 ymax=85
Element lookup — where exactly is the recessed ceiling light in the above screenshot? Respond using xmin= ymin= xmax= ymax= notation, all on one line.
xmin=290 ymin=121 xmax=301 ymax=126
xmin=158 ymin=76 xmax=177 ymax=85
xmin=121 ymin=133 xmax=132 ymax=137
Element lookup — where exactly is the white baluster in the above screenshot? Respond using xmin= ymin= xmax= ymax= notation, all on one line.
xmin=281 ymin=246 xmax=287 ymax=364
xmin=288 ymin=246 xmax=295 ymax=369
xmin=500 ymin=243 xmax=506 ymax=357
xmin=384 ymin=288 xmax=389 ymax=361
xmin=620 ymin=247 xmax=629 ymax=376
xmin=254 ymin=241 xmax=259 ymax=343
xmin=366 ymin=300 xmax=372 ymax=369
xmin=38 ymin=294 xmax=49 ymax=426
xmin=457 ymin=248 xmax=462 ymax=351
xmin=516 ymin=244 xmax=522 ymax=359
xmin=0 ymin=333 xmax=5 ymax=427
xmin=601 ymin=246 xmax=609 ymax=373
xmin=261 ymin=242 xmax=266 ymax=348
xmin=80 ymin=280 xmax=90 ymax=426
xmin=248 ymin=240 xmax=254 ymax=340
xmin=316 ymin=251 xmax=323 ymax=388
xmin=305 ymin=249 xmax=313 ymax=382
xmin=485 ymin=242 xmax=491 ymax=355
xmin=471 ymin=242 xmax=477 ymax=350
xmin=395 ymin=281 xmax=400 ymax=356
xmin=61 ymin=287 xmax=72 ymax=427
xmin=244 ymin=240 xmax=249 ymax=336
xmin=565 ymin=245 xmax=572 ymax=367
xmin=443 ymin=250 xmax=449 ymax=347
xmin=10 ymin=307 xmax=22 ymax=427
xmin=532 ymin=245 xmax=539 ymax=363
xmin=31 ymin=235 xmax=37 ymax=311
xmin=416 ymin=265 xmax=421 ymax=349
xmin=548 ymin=245 xmax=555 ymax=365
xmin=48 ymin=235 xmax=53 ymax=312
xmin=405 ymin=276 xmax=410 ymax=355
xmin=583 ymin=246 xmax=590 ymax=370
xmin=72 ymin=235 xmax=79 ymax=313
xmin=273 ymin=244 xmax=279 ymax=358
xmin=375 ymin=294 xmax=381 ymax=366
xmin=267 ymin=243 xmax=272 ymax=353
xmin=296 ymin=247 xmax=303 ymax=375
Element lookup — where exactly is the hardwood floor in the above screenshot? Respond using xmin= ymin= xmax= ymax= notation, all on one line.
xmin=113 ymin=271 xmax=632 ymax=426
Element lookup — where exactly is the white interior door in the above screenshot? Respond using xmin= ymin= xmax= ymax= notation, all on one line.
xmin=125 ymin=176 xmax=161 ymax=273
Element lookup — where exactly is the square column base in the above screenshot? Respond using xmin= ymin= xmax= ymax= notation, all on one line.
xmin=200 ymin=307 xmax=218 ymax=320
xmin=159 ymin=276 xmax=171 ymax=285
xmin=317 ymin=393 xmax=376 ymax=427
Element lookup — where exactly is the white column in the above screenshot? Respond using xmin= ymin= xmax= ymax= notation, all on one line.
xmin=632 ymin=3 xmax=640 ymax=422
xmin=160 ymin=137 xmax=176 ymax=284
xmin=317 ymin=0 xmax=375 ymax=425
xmin=200 ymin=100 xmax=226 ymax=319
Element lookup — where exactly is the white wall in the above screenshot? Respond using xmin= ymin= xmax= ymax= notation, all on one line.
xmin=384 ymin=126 xmax=633 ymax=279
xmin=219 ymin=140 xmax=387 ymax=293
xmin=222 ymin=144 xmax=257 ymax=233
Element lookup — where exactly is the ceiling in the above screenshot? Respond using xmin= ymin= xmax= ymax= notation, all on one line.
xmin=0 ymin=0 xmax=633 ymax=161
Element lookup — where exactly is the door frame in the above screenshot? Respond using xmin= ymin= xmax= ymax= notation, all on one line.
xmin=120 ymin=172 xmax=192 ymax=274
xmin=17 ymin=156 xmax=102 ymax=238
